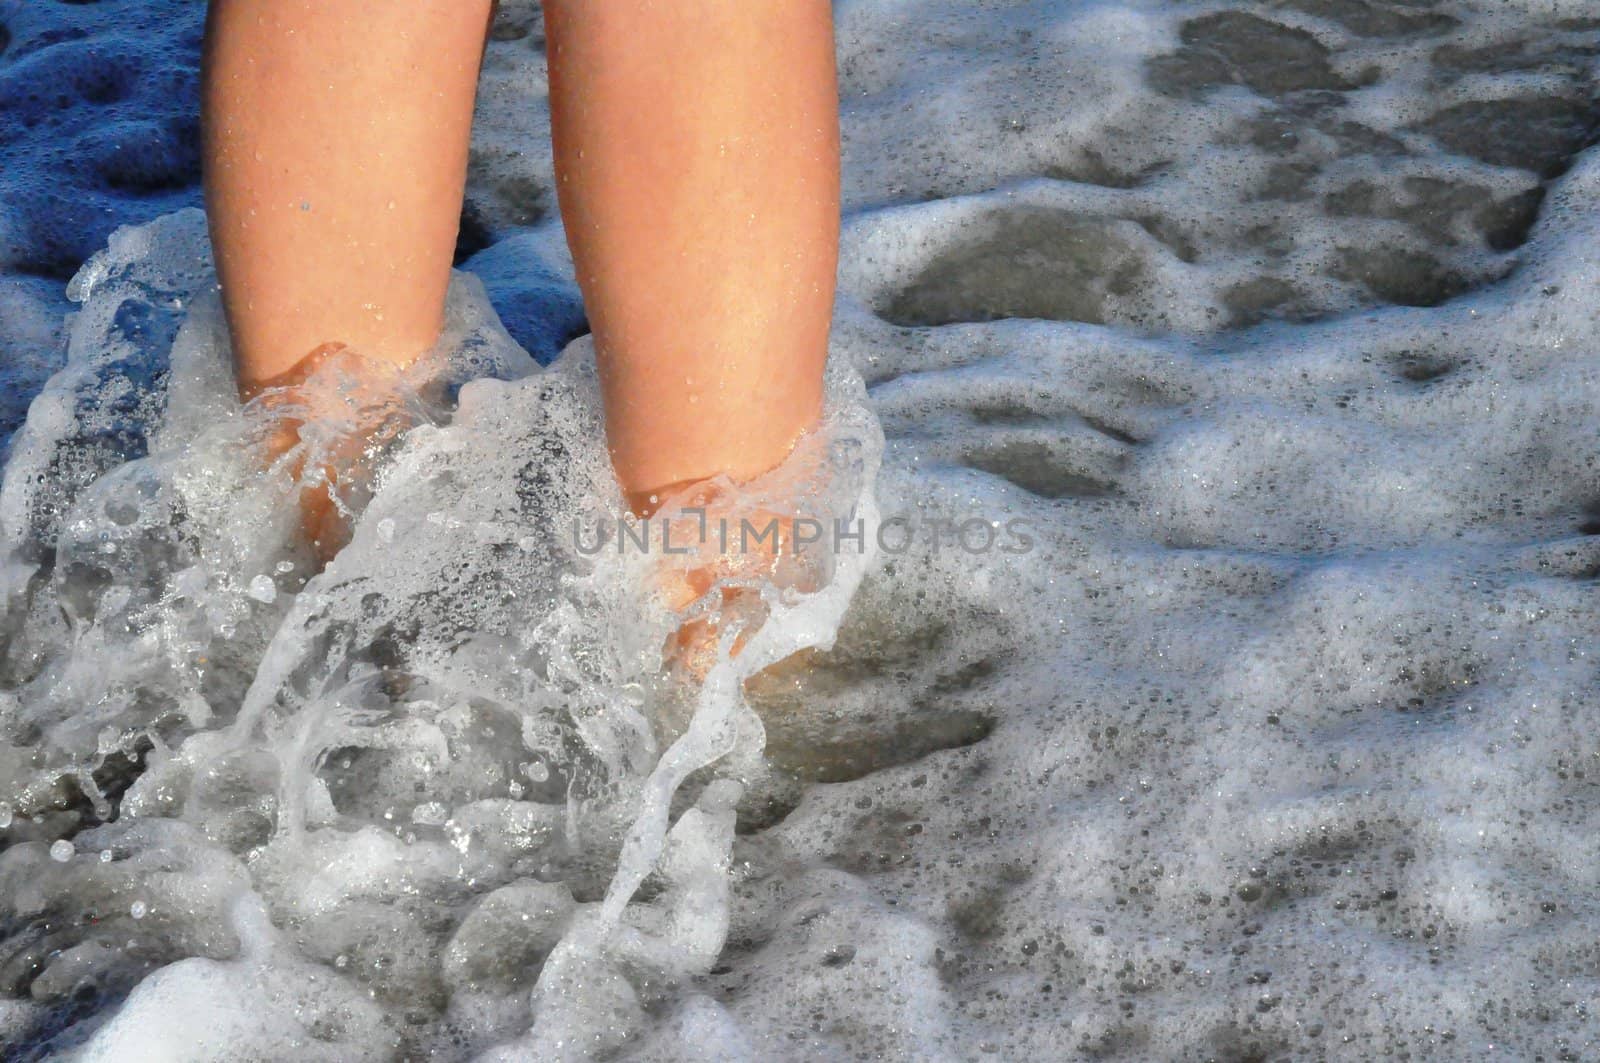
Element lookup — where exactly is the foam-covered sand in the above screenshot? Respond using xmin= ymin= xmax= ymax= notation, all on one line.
xmin=2 ymin=1 xmax=1600 ymax=1059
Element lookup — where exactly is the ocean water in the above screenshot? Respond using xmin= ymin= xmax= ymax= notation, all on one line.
xmin=1 ymin=0 xmax=1599 ymax=1059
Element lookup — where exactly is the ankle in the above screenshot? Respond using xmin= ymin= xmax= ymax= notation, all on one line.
xmin=611 ymin=403 xmax=824 ymax=518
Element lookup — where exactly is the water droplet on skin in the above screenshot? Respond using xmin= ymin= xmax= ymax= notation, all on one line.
xmin=247 ymin=574 xmax=277 ymax=604
xmin=99 ymin=849 xmax=113 ymax=863
xmin=0 ymin=804 xmax=11 ymax=829
xmin=335 ymin=954 xmax=348 ymax=969
xmin=50 ymin=840 xmax=73 ymax=862
xmin=526 ymin=761 xmax=550 ymax=783
xmin=130 ymin=901 xmax=147 ymax=919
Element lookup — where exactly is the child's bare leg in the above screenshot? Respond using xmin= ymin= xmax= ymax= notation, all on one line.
xmin=203 ymin=0 xmax=492 ymax=396
xmin=544 ymin=1 xmax=840 ymax=511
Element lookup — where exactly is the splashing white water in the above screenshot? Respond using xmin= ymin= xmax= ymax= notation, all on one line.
xmin=3 ymin=0 xmax=1600 ymax=1058
xmin=0 ymin=209 xmax=882 ymax=1058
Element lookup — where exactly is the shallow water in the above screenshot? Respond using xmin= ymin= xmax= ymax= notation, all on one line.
xmin=3 ymin=0 xmax=1600 ymax=1059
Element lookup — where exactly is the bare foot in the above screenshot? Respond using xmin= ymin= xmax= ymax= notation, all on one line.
xmin=244 ymin=345 xmax=426 ymax=563
xmin=642 ymin=480 xmax=825 ymax=680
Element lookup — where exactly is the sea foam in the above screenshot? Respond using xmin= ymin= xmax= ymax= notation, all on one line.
xmin=2 ymin=0 xmax=1599 ymax=1058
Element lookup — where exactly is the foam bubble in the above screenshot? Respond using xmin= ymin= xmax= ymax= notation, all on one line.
xmin=0 ymin=194 xmax=882 ymax=1053
xmin=2 ymin=0 xmax=1599 ymax=1058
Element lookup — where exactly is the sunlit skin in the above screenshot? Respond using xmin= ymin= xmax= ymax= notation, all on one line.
xmin=544 ymin=0 xmax=838 ymax=511
xmin=202 ymin=0 xmax=840 ymax=561
xmin=202 ymin=0 xmax=493 ymax=393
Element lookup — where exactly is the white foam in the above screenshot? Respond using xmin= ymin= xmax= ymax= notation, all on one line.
xmin=2 ymin=0 xmax=1599 ymax=1058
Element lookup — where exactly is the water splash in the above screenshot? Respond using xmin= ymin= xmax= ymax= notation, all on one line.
xmin=0 ymin=210 xmax=883 ymax=1057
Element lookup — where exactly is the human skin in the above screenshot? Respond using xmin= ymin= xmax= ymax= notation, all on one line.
xmin=543 ymin=0 xmax=839 ymax=510
xmin=202 ymin=0 xmax=839 ymax=521
xmin=202 ymin=0 xmax=494 ymax=396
